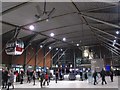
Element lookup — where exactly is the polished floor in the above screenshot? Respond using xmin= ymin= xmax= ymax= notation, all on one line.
xmin=1 ymin=76 xmax=118 ymax=89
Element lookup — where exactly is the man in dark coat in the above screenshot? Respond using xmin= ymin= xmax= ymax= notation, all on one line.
xmin=40 ymin=72 xmax=44 ymax=88
xmin=20 ymin=71 xmax=24 ymax=84
xmin=100 ymin=69 xmax=107 ymax=85
xmin=93 ymin=70 xmax=98 ymax=85
xmin=2 ymin=69 xmax=8 ymax=89
xmin=55 ymin=71 xmax=59 ymax=83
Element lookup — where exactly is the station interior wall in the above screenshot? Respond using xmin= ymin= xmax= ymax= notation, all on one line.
xmin=2 ymin=45 xmax=52 ymax=68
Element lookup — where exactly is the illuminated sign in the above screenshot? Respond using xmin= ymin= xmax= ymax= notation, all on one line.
xmin=5 ymin=39 xmax=24 ymax=55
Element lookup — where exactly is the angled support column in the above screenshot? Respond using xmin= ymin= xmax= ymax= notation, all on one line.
xmin=95 ymin=33 xmax=120 ymax=47
xmin=80 ymin=13 xmax=120 ymax=29
xmin=50 ymin=49 xmax=60 ymax=68
xmin=90 ymin=25 xmax=120 ymax=40
xmin=102 ymin=44 xmax=119 ymax=56
xmin=42 ymin=48 xmax=53 ymax=67
xmin=26 ymin=42 xmax=47 ymax=65
xmin=98 ymin=38 xmax=120 ymax=52
xmin=102 ymin=43 xmax=120 ymax=55
xmin=54 ymin=49 xmax=68 ymax=65
xmin=36 ymin=47 xmax=51 ymax=67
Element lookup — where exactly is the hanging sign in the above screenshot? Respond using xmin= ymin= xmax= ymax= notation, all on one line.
xmin=5 ymin=39 xmax=24 ymax=55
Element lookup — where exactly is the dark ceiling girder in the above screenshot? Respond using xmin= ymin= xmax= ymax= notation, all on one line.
xmin=1 ymin=2 xmax=31 ymax=15
xmin=1 ymin=21 xmax=18 ymax=27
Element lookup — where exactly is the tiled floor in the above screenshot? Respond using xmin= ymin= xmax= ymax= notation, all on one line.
xmin=1 ymin=76 xmax=118 ymax=89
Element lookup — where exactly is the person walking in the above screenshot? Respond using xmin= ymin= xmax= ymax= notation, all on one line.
xmin=55 ymin=71 xmax=59 ymax=83
xmin=80 ymin=70 xmax=83 ymax=81
xmin=7 ymin=70 xmax=14 ymax=90
xmin=93 ymin=70 xmax=98 ymax=85
xmin=110 ymin=70 xmax=113 ymax=82
xmin=2 ymin=69 xmax=8 ymax=89
xmin=32 ymin=71 xmax=36 ymax=85
xmin=20 ymin=71 xmax=24 ymax=84
xmin=43 ymin=72 xmax=49 ymax=86
xmin=100 ymin=69 xmax=107 ymax=85
xmin=27 ymin=70 xmax=31 ymax=83
xmin=39 ymin=72 xmax=44 ymax=88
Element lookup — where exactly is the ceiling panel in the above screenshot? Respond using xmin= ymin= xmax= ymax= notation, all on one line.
xmin=84 ymin=12 xmax=118 ymax=22
xmin=75 ymin=2 xmax=112 ymax=12
xmin=25 ymin=13 xmax=82 ymax=32
xmin=2 ymin=2 xmax=22 ymax=12
xmin=2 ymin=23 xmax=15 ymax=34
xmin=41 ymin=24 xmax=90 ymax=36
xmin=2 ymin=2 xmax=78 ymax=26
xmin=2 ymin=2 xmax=118 ymax=47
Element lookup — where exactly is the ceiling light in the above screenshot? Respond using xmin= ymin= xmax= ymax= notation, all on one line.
xmin=46 ymin=18 xmax=49 ymax=22
xmin=40 ymin=45 xmax=43 ymax=48
xmin=61 ymin=49 xmax=63 ymax=51
xmin=29 ymin=25 xmax=34 ymax=30
xmin=50 ymin=33 xmax=55 ymax=37
xmin=63 ymin=38 xmax=66 ymax=41
xmin=49 ymin=46 xmax=52 ymax=50
xmin=77 ymin=44 xmax=79 ymax=46
xmin=116 ymin=31 xmax=119 ymax=34
xmin=56 ymin=48 xmax=58 ymax=51
xmin=38 ymin=17 xmax=41 ymax=20
xmin=113 ymin=40 xmax=116 ymax=43
xmin=115 ymin=37 xmax=117 ymax=39
xmin=56 ymin=65 xmax=58 ymax=68
xmin=112 ymin=44 xmax=115 ymax=46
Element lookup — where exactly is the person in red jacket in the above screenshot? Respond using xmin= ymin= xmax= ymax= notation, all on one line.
xmin=43 ymin=72 xmax=49 ymax=86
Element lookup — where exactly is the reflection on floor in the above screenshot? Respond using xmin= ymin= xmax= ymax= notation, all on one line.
xmin=2 ymin=76 xmax=119 ymax=89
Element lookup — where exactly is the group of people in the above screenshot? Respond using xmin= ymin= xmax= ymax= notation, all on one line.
xmin=93 ymin=69 xmax=114 ymax=85
xmin=26 ymin=70 xmax=59 ymax=88
xmin=1 ymin=67 xmax=117 ymax=89
xmin=2 ymin=69 xmax=14 ymax=90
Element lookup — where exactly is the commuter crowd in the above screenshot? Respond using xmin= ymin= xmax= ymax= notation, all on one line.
xmin=1 ymin=68 xmax=61 ymax=89
xmin=1 ymin=68 xmax=119 ymax=89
